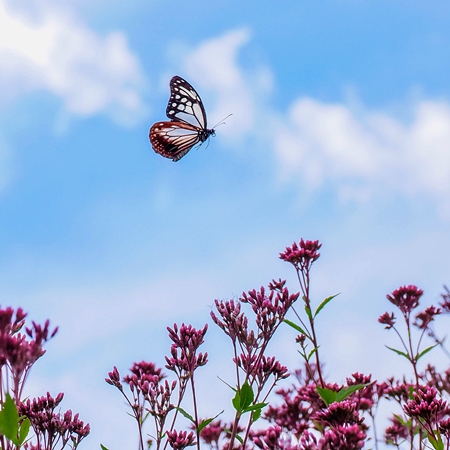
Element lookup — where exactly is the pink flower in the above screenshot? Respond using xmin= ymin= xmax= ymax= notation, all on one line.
xmin=279 ymin=239 xmax=321 ymax=270
xmin=386 ymin=285 xmax=423 ymax=315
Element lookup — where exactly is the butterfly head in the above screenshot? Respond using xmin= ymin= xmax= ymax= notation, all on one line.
xmin=199 ymin=128 xmax=215 ymax=143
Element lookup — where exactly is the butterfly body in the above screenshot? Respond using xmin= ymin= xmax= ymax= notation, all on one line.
xmin=149 ymin=76 xmax=215 ymax=161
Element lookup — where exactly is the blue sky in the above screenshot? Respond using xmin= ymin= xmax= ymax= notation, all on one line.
xmin=1 ymin=0 xmax=450 ymax=448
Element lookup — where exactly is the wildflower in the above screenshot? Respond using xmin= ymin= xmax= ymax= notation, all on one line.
xmin=105 ymin=366 xmax=123 ymax=390
xmin=123 ymin=361 xmax=165 ymax=394
xmin=199 ymin=420 xmax=224 ymax=447
xmin=313 ymin=400 xmax=365 ymax=427
xmin=166 ymin=430 xmax=196 ymax=450
xmin=251 ymin=425 xmax=283 ymax=449
xmin=236 ymin=354 xmax=289 ymax=386
xmin=422 ymin=364 xmax=450 ymax=395
xmin=279 ymin=239 xmax=322 ymax=270
xmin=210 ymin=300 xmax=248 ymax=343
xmin=414 ymin=305 xmax=441 ymax=329
xmin=20 ymin=392 xmax=89 ymax=449
xmin=386 ymin=285 xmax=423 ymax=315
xmin=264 ymin=385 xmax=315 ymax=439
xmin=240 ymin=284 xmax=299 ymax=341
xmin=378 ymin=312 xmax=396 ymax=329
xmin=320 ymin=424 xmax=366 ymax=450
xmin=298 ymin=430 xmax=318 ymax=450
xmin=0 ymin=308 xmax=57 ymax=399
xmin=345 ymin=373 xmax=376 ymax=411
xmin=403 ymin=386 xmax=447 ymax=427
xmin=165 ymin=323 xmax=208 ymax=379
xmin=0 ymin=306 xmax=27 ymax=333
xmin=439 ymin=417 xmax=450 ymax=440
xmin=384 ymin=415 xmax=409 ymax=445
xmin=383 ymin=378 xmax=413 ymax=403
xmin=146 ymin=378 xmax=177 ymax=421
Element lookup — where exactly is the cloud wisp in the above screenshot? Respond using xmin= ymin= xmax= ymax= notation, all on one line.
xmin=178 ymin=28 xmax=450 ymax=216
xmin=275 ymin=98 xmax=450 ymax=213
xmin=181 ymin=28 xmax=273 ymax=141
xmin=0 ymin=0 xmax=146 ymax=125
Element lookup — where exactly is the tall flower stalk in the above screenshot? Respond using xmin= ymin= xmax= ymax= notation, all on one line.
xmin=279 ymin=239 xmax=326 ymax=387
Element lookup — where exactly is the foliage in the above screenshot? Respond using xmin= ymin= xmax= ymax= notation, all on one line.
xmin=4 ymin=238 xmax=450 ymax=450
xmin=0 ymin=306 xmax=89 ymax=450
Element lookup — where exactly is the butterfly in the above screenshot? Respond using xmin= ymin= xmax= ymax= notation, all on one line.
xmin=149 ymin=76 xmax=215 ymax=162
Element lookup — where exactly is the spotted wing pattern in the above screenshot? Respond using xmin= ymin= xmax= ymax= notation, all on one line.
xmin=166 ymin=76 xmax=208 ymax=129
xmin=149 ymin=76 xmax=214 ymax=161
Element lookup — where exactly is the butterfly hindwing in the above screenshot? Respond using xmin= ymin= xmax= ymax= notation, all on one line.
xmin=149 ymin=75 xmax=214 ymax=161
xmin=149 ymin=121 xmax=202 ymax=162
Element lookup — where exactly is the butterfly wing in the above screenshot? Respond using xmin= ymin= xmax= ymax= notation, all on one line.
xmin=166 ymin=76 xmax=208 ymax=130
xmin=149 ymin=121 xmax=202 ymax=161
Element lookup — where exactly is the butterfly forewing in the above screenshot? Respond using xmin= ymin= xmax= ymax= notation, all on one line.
xmin=166 ymin=76 xmax=208 ymax=129
xmin=149 ymin=121 xmax=201 ymax=162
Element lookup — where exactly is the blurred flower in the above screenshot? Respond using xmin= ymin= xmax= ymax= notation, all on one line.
xmin=378 ymin=312 xmax=396 ymax=329
xmin=439 ymin=286 xmax=450 ymax=312
xmin=313 ymin=400 xmax=365 ymax=428
xmin=386 ymin=285 xmax=423 ymax=315
xmin=384 ymin=415 xmax=409 ymax=445
xmin=414 ymin=305 xmax=441 ymax=329
xmin=403 ymin=385 xmax=447 ymax=434
xmin=166 ymin=430 xmax=196 ymax=450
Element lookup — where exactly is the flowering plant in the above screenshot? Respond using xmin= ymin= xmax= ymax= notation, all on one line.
xmin=104 ymin=239 xmax=450 ymax=450
xmin=0 ymin=307 xmax=89 ymax=450
xmin=2 ymin=238 xmax=450 ymax=450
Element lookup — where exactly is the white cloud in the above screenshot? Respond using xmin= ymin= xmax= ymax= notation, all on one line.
xmin=274 ymin=98 xmax=450 ymax=213
xmin=0 ymin=0 xmax=146 ymax=124
xmin=181 ymin=28 xmax=273 ymax=140
xmin=175 ymin=28 xmax=450 ymax=216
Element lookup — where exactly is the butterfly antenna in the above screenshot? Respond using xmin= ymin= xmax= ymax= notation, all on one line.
xmin=212 ymin=114 xmax=232 ymax=129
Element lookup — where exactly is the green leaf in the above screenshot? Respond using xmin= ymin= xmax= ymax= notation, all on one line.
xmin=243 ymin=402 xmax=268 ymax=413
xmin=100 ymin=444 xmax=110 ymax=450
xmin=283 ymin=319 xmax=310 ymax=338
xmin=316 ymin=387 xmax=337 ymax=407
xmin=304 ymin=305 xmax=313 ymax=320
xmin=307 ymin=347 xmax=319 ymax=361
xmin=314 ymin=294 xmax=340 ymax=317
xmin=335 ymin=384 xmax=369 ymax=402
xmin=427 ymin=431 xmax=444 ymax=450
xmin=0 ymin=393 xmax=20 ymax=444
xmin=18 ymin=417 xmax=31 ymax=445
xmin=232 ymin=391 xmax=241 ymax=411
xmin=392 ymin=414 xmax=408 ymax=426
xmin=198 ymin=418 xmax=214 ymax=434
xmin=197 ymin=410 xmax=224 ymax=434
xmin=174 ymin=407 xmax=194 ymax=423
xmin=385 ymin=346 xmax=410 ymax=360
xmin=224 ymin=429 xmax=243 ymax=444
xmin=239 ymin=382 xmax=254 ymax=410
xmin=217 ymin=377 xmax=236 ymax=392
xmin=252 ymin=407 xmax=262 ymax=422
xmin=416 ymin=344 xmax=438 ymax=361
xmin=317 ymin=384 xmax=370 ymax=407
